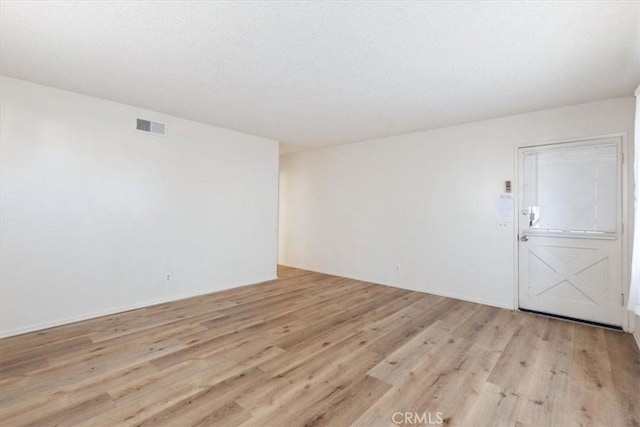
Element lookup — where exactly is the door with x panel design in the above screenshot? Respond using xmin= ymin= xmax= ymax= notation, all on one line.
xmin=518 ymin=137 xmax=623 ymax=327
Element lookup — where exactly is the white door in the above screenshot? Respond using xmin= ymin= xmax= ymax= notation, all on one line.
xmin=518 ymin=138 xmax=623 ymax=327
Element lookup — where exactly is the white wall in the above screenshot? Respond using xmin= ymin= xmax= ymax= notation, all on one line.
xmin=0 ymin=76 xmax=279 ymax=337
xmin=279 ymin=97 xmax=636 ymax=310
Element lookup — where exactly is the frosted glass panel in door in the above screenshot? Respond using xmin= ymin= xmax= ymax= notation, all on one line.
xmin=521 ymin=144 xmax=617 ymax=234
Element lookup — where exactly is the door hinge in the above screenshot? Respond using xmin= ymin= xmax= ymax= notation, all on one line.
xmin=622 ymin=152 xmax=624 ymax=164
xmin=621 ymin=223 xmax=624 ymax=234
xmin=622 ymin=293 xmax=625 ymax=307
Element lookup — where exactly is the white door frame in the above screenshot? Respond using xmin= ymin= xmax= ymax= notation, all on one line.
xmin=512 ymin=132 xmax=632 ymax=331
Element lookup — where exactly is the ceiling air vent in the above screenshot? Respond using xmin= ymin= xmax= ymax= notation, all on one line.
xmin=135 ymin=118 xmax=166 ymax=136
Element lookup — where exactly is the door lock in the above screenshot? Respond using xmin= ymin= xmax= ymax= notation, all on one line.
xmin=520 ymin=234 xmax=529 ymax=242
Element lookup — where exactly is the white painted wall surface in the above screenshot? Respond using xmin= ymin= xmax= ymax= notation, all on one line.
xmin=279 ymin=97 xmax=635 ymax=310
xmin=0 ymin=76 xmax=279 ymax=337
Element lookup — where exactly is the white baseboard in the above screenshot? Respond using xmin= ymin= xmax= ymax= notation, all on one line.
xmin=0 ymin=275 xmax=277 ymax=338
xmin=398 ymin=282 xmax=515 ymax=311
xmin=279 ymin=263 xmax=515 ymax=311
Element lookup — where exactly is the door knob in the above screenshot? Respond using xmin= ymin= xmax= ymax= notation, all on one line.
xmin=520 ymin=234 xmax=529 ymax=242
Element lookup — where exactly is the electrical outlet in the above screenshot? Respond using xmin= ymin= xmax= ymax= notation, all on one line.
xmin=496 ymin=221 xmax=510 ymax=230
xmin=395 ymin=265 xmax=400 ymax=272
xmin=166 ymin=273 xmax=171 ymax=281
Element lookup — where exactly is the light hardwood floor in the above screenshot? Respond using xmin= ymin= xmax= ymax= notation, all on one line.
xmin=0 ymin=266 xmax=638 ymax=426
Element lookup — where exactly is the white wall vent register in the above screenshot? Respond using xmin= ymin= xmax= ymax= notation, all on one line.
xmin=135 ymin=118 xmax=166 ymax=136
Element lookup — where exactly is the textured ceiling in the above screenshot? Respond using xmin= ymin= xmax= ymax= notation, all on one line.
xmin=1 ymin=1 xmax=639 ymax=154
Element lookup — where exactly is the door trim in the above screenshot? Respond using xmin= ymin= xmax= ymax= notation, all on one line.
xmin=513 ymin=132 xmax=631 ymax=331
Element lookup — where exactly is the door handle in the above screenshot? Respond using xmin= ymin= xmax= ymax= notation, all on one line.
xmin=520 ymin=234 xmax=529 ymax=242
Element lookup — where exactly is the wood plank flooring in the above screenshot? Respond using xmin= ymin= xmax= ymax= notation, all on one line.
xmin=1 ymin=266 xmax=638 ymax=426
